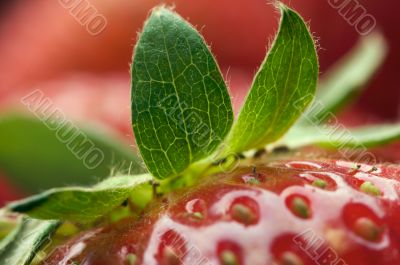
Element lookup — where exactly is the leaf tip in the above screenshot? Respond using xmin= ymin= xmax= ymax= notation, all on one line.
xmin=149 ymin=4 xmax=176 ymax=19
xmin=271 ymin=1 xmax=291 ymax=15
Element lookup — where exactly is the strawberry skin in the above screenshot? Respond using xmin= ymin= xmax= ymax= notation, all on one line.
xmin=43 ymin=157 xmax=400 ymax=265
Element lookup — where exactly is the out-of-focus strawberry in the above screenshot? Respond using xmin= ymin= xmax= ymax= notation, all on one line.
xmin=1 ymin=0 xmax=399 ymax=119
xmin=0 ymin=73 xmax=133 ymax=137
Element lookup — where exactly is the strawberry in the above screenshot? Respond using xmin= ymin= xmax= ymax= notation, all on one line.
xmin=0 ymin=4 xmax=398 ymax=265
xmin=42 ymin=152 xmax=400 ymax=265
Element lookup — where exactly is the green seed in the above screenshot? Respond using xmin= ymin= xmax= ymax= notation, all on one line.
xmin=220 ymin=250 xmax=239 ymax=265
xmin=312 ymin=179 xmax=327 ymax=189
xmin=247 ymin=178 xmax=260 ymax=185
xmin=360 ymin=181 xmax=381 ymax=196
xmin=291 ymin=197 xmax=311 ymax=219
xmin=231 ymin=203 xmax=257 ymax=225
xmin=192 ymin=212 xmax=204 ymax=220
xmin=125 ymin=253 xmax=138 ymax=265
xmin=353 ymin=217 xmax=382 ymax=241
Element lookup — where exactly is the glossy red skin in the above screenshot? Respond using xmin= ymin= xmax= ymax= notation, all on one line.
xmin=43 ymin=157 xmax=400 ymax=265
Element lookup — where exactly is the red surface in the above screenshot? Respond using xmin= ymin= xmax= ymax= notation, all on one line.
xmin=0 ymin=0 xmax=398 ymax=119
xmin=0 ymin=171 xmax=22 ymax=203
xmin=43 ymin=158 xmax=400 ymax=264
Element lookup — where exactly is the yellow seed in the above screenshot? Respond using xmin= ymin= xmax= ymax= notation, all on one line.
xmin=354 ymin=217 xmax=382 ymax=241
xmin=231 ymin=203 xmax=256 ymax=225
xmin=291 ymin=197 xmax=310 ymax=219
xmin=281 ymin=251 xmax=304 ymax=265
xmin=125 ymin=253 xmax=137 ymax=265
xmin=220 ymin=250 xmax=238 ymax=265
xmin=312 ymin=179 xmax=327 ymax=189
xmin=360 ymin=181 xmax=381 ymax=196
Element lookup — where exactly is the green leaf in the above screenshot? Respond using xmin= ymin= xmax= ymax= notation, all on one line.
xmin=0 ymin=218 xmax=60 ymax=265
xmin=221 ymin=4 xmax=318 ymax=155
xmin=131 ymin=7 xmax=233 ymax=179
xmin=280 ymin=124 xmax=400 ymax=149
xmin=0 ymin=114 xmax=145 ymax=194
xmin=303 ymin=32 xmax=387 ymax=124
xmin=7 ymin=174 xmax=152 ymax=223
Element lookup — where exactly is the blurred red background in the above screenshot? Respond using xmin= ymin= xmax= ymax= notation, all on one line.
xmin=0 ymin=0 xmax=398 ymax=202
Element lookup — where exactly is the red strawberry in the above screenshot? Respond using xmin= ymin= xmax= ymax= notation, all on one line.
xmin=42 ymin=153 xmax=400 ymax=265
xmin=2 ymin=4 xmax=398 ymax=265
